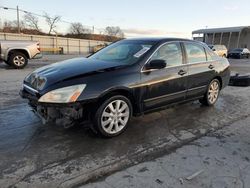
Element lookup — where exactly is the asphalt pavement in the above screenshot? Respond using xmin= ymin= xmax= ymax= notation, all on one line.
xmin=81 ymin=116 xmax=250 ymax=188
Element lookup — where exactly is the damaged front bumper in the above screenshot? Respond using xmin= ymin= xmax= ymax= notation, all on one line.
xmin=36 ymin=104 xmax=84 ymax=128
xmin=20 ymin=87 xmax=89 ymax=128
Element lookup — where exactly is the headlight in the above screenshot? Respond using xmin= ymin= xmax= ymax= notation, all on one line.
xmin=38 ymin=84 xmax=86 ymax=103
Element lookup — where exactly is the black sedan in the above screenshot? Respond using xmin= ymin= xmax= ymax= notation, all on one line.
xmin=227 ymin=48 xmax=250 ymax=59
xmin=20 ymin=38 xmax=230 ymax=137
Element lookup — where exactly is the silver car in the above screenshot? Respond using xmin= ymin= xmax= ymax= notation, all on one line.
xmin=0 ymin=40 xmax=41 ymax=69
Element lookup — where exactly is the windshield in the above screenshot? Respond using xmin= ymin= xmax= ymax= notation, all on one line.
xmin=89 ymin=40 xmax=156 ymax=64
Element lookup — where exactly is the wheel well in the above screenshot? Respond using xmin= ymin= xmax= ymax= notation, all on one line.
xmin=97 ymin=89 xmax=138 ymax=115
xmin=214 ymin=76 xmax=223 ymax=89
xmin=8 ymin=49 xmax=29 ymax=60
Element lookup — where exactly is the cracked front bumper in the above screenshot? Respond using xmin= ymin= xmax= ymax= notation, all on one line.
xmin=20 ymin=88 xmax=87 ymax=128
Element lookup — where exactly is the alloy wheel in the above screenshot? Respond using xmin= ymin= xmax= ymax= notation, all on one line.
xmin=101 ymin=100 xmax=130 ymax=134
xmin=13 ymin=55 xmax=25 ymax=67
xmin=208 ymin=81 xmax=219 ymax=104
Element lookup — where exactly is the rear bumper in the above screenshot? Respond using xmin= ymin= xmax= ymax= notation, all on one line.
xmin=32 ymin=53 xmax=43 ymax=59
xmin=221 ymin=66 xmax=231 ymax=89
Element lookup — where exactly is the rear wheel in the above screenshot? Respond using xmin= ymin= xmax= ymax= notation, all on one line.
xmin=199 ymin=79 xmax=220 ymax=106
xmin=8 ymin=52 xmax=28 ymax=69
xmin=93 ymin=95 xmax=132 ymax=137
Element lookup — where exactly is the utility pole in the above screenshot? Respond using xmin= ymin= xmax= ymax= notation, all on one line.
xmin=17 ymin=6 xmax=20 ymax=33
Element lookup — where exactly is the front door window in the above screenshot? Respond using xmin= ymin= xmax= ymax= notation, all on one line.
xmin=151 ymin=42 xmax=183 ymax=67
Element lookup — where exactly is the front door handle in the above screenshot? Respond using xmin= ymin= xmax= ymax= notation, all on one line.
xmin=208 ymin=64 xmax=214 ymax=69
xmin=178 ymin=69 xmax=187 ymax=76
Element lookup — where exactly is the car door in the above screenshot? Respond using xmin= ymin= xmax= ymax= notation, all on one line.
xmin=140 ymin=42 xmax=188 ymax=111
xmin=184 ymin=42 xmax=216 ymax=99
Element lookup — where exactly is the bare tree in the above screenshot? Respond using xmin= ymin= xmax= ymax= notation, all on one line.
xmin=24 ymin=13 xmax=39 ymax=31
xmin=104 ymin=26 xmax=124 ymax=38
xmin=3 ymin=20 xmax=26 ymax=31
xmin=44 ymin=13 xmax=61 ymax=34
xmin=69 ymin=22 xmax=91 ymax=34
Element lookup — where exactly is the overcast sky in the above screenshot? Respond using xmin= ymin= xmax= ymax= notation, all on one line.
xmin=1 ymin=0 xmax=249 ymax=38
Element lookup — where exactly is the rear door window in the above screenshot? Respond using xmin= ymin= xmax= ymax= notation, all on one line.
xmin=184 ymin=43 xmax=207 ymax=63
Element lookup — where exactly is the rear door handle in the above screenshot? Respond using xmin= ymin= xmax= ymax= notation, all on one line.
xmin=178 ymin=69 xmax=187 ymax=76
xmin=208 ymin=64 xmax=214 ymax=69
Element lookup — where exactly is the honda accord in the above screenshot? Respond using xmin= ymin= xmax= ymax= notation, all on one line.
xmin=20 ymin=38 xmax=230 ymax=137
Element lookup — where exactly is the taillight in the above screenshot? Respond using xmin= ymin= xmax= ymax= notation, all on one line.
xmin=37 ymin=43 xmax=41 ymax=52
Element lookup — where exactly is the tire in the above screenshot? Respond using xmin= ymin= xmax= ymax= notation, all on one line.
xmin=8 ymin=52 xmax=28 ymax=69
xmin=199 ymin=79 xmax=220 ymax=106
xmin=247 ymin=54 xmax=250 ymax=59
xmin=92 ymin=95 xmax=132 ymax=137
xmin=222 ymin=54 xmax=227 ymax=58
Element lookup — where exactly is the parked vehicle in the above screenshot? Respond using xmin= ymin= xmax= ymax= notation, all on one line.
xmin=0 ymin=40 xmax=41 ymax=69
xmin=20 ymin=38 xmax=230 ymax=137
xmin=208 ymin=45 xmax=228 ymax=58
xmin=227 ymin=48 xmax=250 ymax=59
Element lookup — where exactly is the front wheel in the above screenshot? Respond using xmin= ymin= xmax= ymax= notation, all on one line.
xmin=199 ymin=79 xmax=220 ymax=106
xmin=93 ymin=95 xmax=132 ymax=137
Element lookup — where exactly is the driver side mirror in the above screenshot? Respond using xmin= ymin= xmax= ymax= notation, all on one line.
xmin=145 ymin=59 xmax=166 ymax=70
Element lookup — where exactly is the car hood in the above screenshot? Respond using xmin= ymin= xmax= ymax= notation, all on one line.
xmin=25 ymin=57 xmax=126 ymax=90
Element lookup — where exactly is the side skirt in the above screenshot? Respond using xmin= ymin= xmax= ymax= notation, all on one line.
xmin=135 ymin=96 xmax=204 ymax=116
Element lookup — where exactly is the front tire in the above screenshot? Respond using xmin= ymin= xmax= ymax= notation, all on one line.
xmin=93 ymin=95 xmax=132 ymax=137
xmin=8 ymin=52 xmax=28 ymax=69
xmin=199 ymin=79 xmax=220 ymax=106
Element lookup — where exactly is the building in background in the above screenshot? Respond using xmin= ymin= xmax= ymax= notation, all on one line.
xmin=192 ymin=26 xmax=250 ymax=50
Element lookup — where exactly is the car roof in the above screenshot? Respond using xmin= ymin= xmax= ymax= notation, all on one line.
xmin=123 ymin=37 xmax=194 ymax=43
